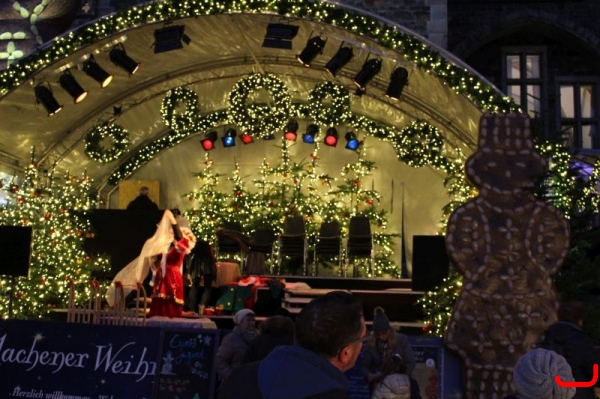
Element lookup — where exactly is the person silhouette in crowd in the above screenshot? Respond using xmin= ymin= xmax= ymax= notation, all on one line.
xmin=537 ymin=301 xmax=600 ymax=399
xmin=502 ymin=348 xmax=575 ymax=399
xmin=372 ymin=353 xmax=421 ymax=399
xmin=215 ymin=309 xmax=258 ymax=382
xmin=241 ymin=314 xmax=294 ymax=364
xmin=127 ymin=186 xmax=159 ymax=210
xmin=361 ymin=307 xmax=416 ymax=393
xmin=218 ymin=291 xmax=366 ymax=399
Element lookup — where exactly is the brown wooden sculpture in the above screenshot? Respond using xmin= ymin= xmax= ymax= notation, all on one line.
xmin=444 ymin=112 xmax=570 ymax=399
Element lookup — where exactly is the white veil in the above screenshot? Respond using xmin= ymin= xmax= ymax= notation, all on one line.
xmin=105 ymin=211 xmax=173 ymax=307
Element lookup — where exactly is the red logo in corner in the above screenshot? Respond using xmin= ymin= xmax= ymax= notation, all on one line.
xmin=555 ymin=364 xmax=598 ymax=388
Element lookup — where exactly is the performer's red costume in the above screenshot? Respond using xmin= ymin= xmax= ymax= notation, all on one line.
xmin=148 ymin=237 xmax=191 ymax=318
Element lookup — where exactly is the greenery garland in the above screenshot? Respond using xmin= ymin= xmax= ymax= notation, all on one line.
xmin=160 ymin=87 xmax=201 ymax=133
xmin=396 ymin=120 xmax=445 ymax=167
xmin=308 ymin=82 xmax=351 ymax=126
xmin=84 ymin=122 xmax=129 ymax=164
xmin=228 ymin=73 xmax=291 ymax=138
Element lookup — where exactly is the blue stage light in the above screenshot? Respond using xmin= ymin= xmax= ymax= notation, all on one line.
xmin=222 ymin=128 xmax=237 ymax=147
xmin=345 ymin=132 xmax=360 ymax=151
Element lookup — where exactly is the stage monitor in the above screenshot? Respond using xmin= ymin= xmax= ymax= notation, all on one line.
xmin=412 ymin=235 xmax=449 ymax=292
xmin=0 ymin=225 xmax=33 ymax=277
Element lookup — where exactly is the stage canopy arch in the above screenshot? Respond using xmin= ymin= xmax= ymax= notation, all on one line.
xmin=0 ymin=0 xmax=517 ymax=275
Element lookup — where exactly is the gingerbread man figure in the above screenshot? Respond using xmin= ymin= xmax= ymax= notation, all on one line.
xmin=444 ymin=112 xmax=570 ymax=399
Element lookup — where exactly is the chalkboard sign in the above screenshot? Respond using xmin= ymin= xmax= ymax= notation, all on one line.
xmin=153 ymin=328 xmax=220 ymax=399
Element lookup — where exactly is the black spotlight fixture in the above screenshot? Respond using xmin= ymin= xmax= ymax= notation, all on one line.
xmin=34 ymin=83 xmax=62 ymax=116
xmin=353 ymin=58 xmax=382 ymax=91
xmin=109 ymin=44 xmax=140 ymax=76
xmin=296 ymin=35 xmax=326 ymax=67
xmin=222 ymin=128 xmax=237 ymax=148
xmin=83 ymin=55 xmax=113 ymax=88
xmin=324 ymin=127 xmax=338 ymax=147
xmin=262 ymin=23 xmax=299 ymax=50
xmin=58 ymin=70 xmax=87 ymax=104
xmin=153 ymin=24 xmax=190 ymax=54
xmin=345 ymin=132 xmax=360 ymax=151
xmin=325 ymin=44 xmax=353 ymax=77
xmin=284 ymin=119 xmax=299 ymax=141
xmin=263 ymin=133 xmax=276 ymax=140
xmin=386 ymin=67 xmax=409 ymax=100
xmin=302 ymin=124 xmax=319 ymax=144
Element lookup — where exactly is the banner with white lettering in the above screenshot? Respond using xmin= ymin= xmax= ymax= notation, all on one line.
xmin=0 ymin=319 xmax=161 ymax=399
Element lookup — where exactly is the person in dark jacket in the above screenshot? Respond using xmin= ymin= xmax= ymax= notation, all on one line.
xmin=126 ymin=186 xmax=159 ymax=210
xmin=241 ymin=315 xmax=294 ymax=364
xmin=218 ymin=291 xmax=366 ymax=399
xmin=537 ymin=301 xmax=600 ymax=399
xmin=361 ymin=307 xmax=416 ymax=392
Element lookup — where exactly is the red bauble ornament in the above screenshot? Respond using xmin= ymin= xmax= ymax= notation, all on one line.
xmin=354 ymin=180 xmax=361 ymax=186
xmin=188 ymin=196 xmax=194 ymax=201
xmin=76 ymin=230 xmax=83 ymax=237
xmin=365 ymin=199 xmax=373 ymax=205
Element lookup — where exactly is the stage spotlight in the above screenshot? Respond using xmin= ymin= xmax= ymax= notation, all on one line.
xmin=386 ymin=67 xmax=409 ymax=100
xmin=34 ymin=83 xmax=62 ymax=116
xmin=262 ymin=23 xmax=299 ymax=49
xmin=154 ymin=25 xmax=190 ymax=54
xmin=353 ymin=58 xmax=382 ymax=91
xmin=109 ymin=44 xmax=140 ymax=76
xmin=83 ymin=55 xmax=113 ymax=88
xmin=222 ymin=128 xmax=237 ymax=148
xmin=345 ymin=132 xmax=360 ymax=151
xmin=59 ymin=70 xmax=87 ymax=104
xmin=303 ymin=124 xmax=319 ymax=144
xmin=324 ymin=127 xmax=338 ymax=147
xmin=263 ymin=133 xmax=276 ymax=140
xmin=200 ymin=131 xmax=218 ymax=151
xmin=241 ymin=133 xmax=254 ymax=144
xmin=284 ymin=119 xmax=299 ymax=141
xmin=325 ymin=45 xmax=353 ymax=77
xmin=296 ymin=36 xmax=326 ymax=67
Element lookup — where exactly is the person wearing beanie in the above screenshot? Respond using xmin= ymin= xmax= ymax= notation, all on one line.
xmin=216 ymin=308 xmax=258 ymax=382
xmin=361 ymin=307 xmax=416 ymax=393
xmin=502 ymin=348 xmax=576 ymax=399
xmin=537 ymin=301 xmax=600 ymax=399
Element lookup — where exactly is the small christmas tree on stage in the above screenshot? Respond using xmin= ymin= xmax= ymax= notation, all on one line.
xmin=0 ymin=149 xmax=110 ymax=319
xmin=184 ymin=154 xmax=229 ymax=243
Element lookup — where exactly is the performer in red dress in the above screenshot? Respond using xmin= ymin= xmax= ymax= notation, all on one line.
xmin=105 ymin=209 xmax=196 ymax=317
xmin=148 ymin=210 xmax=196 ymax=318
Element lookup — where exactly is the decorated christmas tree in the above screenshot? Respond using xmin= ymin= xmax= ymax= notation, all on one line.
xmin=183 ymin=136 xmax=400 ymax=277
xmin=0 ymin=150 xmax=110 ymax=319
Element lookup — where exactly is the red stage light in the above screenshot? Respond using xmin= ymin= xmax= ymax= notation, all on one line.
xmin=324 ymin=127 xmax=338 ymax=147
xmin=241 ymin=134 xmax=254 ymax=144
xmin=284 ymin=131 xmax=297 ymax=141
xmin=201 ymin=139 xmax=215 ymax=151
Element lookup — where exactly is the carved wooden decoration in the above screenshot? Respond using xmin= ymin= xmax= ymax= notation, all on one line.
xmin=444 ymin=112 xmax=570 ymax=399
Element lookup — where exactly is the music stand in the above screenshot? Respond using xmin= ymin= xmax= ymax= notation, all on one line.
xmin=0 ymin=226 xmax=33 ymax=318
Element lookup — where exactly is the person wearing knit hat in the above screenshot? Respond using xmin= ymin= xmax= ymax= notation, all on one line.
xmin=215 ymin=308 xmax=258 ymax=382
xmin=503 ymin=348 xmax=576 ymax=399
xmin=361 ymin=307 xmax=416 ymax=394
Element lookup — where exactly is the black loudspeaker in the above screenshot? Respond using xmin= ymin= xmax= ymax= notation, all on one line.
xmin=0 ymin=226 xmax=33 ymax=277
xmin=411 ymin=235 xmax=449 ymax=292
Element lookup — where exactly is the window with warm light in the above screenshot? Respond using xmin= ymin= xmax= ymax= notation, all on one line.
xmin=557 ymin=80 xmax=600 ymax=150
xmin=502 ymin=47 xmax=545 ymax=120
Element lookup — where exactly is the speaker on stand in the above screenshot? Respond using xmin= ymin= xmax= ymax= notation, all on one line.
xmin=411 ymin=235 xmax=449 ymax=292
xmin=0 ymin=226 xmax=33 ymax=319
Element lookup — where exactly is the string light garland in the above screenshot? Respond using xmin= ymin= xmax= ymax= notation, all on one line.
xmin=0 ymin=0 xmax=518 ymax=114
xmin=396 ymin=120 xmax=445 ymax=167
xmin=308 ymin=82 xmax=351 ymax=126
xmin=108 ymin=111 xmax=227 ymax=185
xmin=84 ymin=122 xmax=130 ymax=164
xmin=160 ymin=87 xmax=201 ymax=133
xmin=228 ymin=73 xmax=291 ymax=138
